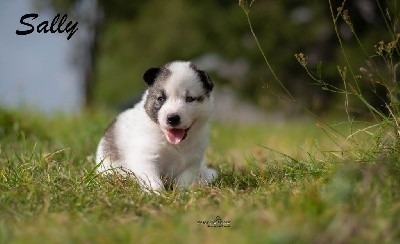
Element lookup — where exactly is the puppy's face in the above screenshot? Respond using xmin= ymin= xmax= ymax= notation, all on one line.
xmin=144 ymin=61 xmax=214 ymax=145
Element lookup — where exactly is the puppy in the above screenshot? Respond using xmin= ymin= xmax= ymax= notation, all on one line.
xmin=96 ymin=61 xmax=218 ymax=191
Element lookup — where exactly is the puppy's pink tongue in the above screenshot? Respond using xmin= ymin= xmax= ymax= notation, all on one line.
xmin=166 ymin=129 xmax=186 ymax=144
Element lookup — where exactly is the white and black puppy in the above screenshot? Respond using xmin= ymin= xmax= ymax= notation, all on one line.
xmin=96 ymin=61 xmax=218 ymax=191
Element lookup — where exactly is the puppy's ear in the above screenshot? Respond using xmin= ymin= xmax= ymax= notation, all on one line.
xmin=143 ymin=68 xmax=160 ymax=86
xmin=198 ymin=70 xmax=214 ymax=93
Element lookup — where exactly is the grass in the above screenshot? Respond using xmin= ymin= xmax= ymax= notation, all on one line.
xmin=1 ymin=109 xmax=400 ymax=243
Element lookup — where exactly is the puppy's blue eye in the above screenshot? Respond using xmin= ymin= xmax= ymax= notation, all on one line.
xmin=157 ymin=96 xmax=165 ymax=102
xmin=186 ymin=96 xmax=195 ymax=103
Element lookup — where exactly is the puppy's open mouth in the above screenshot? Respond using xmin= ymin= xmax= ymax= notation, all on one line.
xmin=165 ymin=128 xmax=190 ymax=145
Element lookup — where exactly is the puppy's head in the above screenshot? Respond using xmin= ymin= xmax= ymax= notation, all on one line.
xmin=143 ymin=61 xmax=214 ymax=145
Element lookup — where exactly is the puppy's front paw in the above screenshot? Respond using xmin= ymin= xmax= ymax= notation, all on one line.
xmin=202 ymin=167 xmax=218 ymax=183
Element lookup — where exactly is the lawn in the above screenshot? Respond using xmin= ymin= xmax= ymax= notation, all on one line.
xmin=0 ymin=109 xmax=399 ymax=243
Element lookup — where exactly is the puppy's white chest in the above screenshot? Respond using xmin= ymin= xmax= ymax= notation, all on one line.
xmin=155 ymin=142 xmax=203 ymax=175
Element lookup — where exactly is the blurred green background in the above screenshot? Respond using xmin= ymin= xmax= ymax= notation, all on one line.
xmin=51 ymin=0 xmax=393 ymax=117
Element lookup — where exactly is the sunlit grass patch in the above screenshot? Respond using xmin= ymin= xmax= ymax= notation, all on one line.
xmin=1 ymin=109 xmax=400 ymax=242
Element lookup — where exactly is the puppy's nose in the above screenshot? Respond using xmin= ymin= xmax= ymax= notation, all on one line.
xmin=167 ymin=114 xmax=181 ymax=127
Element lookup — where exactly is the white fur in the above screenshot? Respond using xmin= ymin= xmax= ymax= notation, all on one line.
xmin=96 ymin=61 xmax=217 ymax=192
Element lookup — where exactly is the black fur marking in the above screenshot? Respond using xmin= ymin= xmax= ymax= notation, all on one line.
xmin=103 ymin=118 xmax=121 ymax=162
xmin=143 ymin=68 xmax=160 ymax=86
xmin=189 ymin=63 xmax=197 ymax=70
xmin=189 ymin=63 xmax=214 ymax=95
xmin=143 ymin=67 xmax=171 ymax=87
xmin=144 ymin=88 xmax=166 ymax=123
xmin=143 ymin=68 xmax=171 ymax=123
xmin=196 ymin=96 xmax=205 ymax=102
xmin=197 ymin=70 xmax=213 ymax=95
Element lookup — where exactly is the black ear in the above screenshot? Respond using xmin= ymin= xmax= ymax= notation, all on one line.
xmin=143 ymin=67 xmax=160 ymax=86
xmin=198 ymin=70 xmax=214 ymax=93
